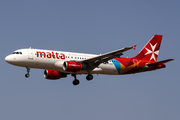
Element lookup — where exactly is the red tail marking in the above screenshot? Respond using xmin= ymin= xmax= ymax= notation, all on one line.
xmin=133 ymin=35 xmax=163 ymax=63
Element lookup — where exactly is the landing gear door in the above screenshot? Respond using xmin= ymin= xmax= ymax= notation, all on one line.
xmin=28 ymin=47 xmax=34 ymax=59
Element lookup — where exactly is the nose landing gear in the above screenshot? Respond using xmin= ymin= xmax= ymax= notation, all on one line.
xmin=25 ymin=67 xmax=30 ymax=78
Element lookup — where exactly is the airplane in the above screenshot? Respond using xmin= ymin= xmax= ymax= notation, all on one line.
xmin=5 ymin=35 xmax=174 ymax=85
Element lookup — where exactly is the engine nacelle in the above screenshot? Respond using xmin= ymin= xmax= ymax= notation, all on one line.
xmin=63 ymin=61 xmax=82 ymax=72
xmin=44 ymin=69 xmax=67 ymax=80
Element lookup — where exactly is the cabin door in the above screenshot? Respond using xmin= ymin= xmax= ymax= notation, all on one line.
xmin=28 ymin=48 xmax=34 ymax=59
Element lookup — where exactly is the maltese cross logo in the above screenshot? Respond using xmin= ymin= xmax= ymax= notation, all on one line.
xmin=145 ymin=43 xmax=159 ymax=61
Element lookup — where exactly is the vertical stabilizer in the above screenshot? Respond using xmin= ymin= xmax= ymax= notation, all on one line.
xmin=133 ymin=35 xmax=163 ymax=63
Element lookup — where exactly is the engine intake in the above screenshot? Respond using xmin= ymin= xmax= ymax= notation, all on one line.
xmin=63 ymin=61 xmax=82 ymax=72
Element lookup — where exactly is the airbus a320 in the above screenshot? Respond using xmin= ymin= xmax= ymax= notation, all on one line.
xmin=5 ymin=35 xmax=174 ymax=85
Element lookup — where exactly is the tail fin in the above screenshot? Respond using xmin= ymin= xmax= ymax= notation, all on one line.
xmin=133 ymin=35 xmax=163 ymax=63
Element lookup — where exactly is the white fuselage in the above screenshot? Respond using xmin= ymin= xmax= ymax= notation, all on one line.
xmin=5 ymin=48 xmax=119 ymax=75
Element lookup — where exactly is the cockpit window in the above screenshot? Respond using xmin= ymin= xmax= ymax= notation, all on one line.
xmin=12 ymin=52 xmax=22 ymax=54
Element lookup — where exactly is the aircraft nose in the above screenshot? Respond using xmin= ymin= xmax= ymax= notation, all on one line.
xmin=5 ymin=55 xmax=12 ymax=63
xmin=5 ymin=56 xmax=9 ymax=62
xmin=5 ymin=55 xmax=20 ymax=66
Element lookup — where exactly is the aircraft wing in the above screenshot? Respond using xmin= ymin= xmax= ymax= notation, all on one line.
xmin=147 ymin=59 xmax=174 ymax=67
xmin=81 ymin=45 xmax=136 ymax=70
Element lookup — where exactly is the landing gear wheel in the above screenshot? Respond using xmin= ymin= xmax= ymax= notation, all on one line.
xmin=86 ymin=74 xmax=93 ymax=81
xmin=25 ymin=67 xmax=30 ymax=78
xmin=73 ymin=79 xmax=80 ymax=86
xmin=25 ymin=74 xmax=30 ymax=78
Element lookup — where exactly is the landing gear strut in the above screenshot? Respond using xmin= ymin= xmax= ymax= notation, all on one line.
xmin=72 ymin=74 xmax=80 ymax=86
xmin=25 ymin=67 xmax=30 ymax=78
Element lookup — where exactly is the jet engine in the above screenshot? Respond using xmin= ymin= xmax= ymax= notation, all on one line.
xmin=44 ymin=69 xmax=67 ymax=80
xmin=63 ymin=61 xmax=82 ymax=72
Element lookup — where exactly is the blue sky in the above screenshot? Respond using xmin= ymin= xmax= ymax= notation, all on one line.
xmin=0 ymin=1 xmax=179 ymax=120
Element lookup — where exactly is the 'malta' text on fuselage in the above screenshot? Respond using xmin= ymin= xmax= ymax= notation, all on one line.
xmin=36 ymin=51 xmax=65 ymax=59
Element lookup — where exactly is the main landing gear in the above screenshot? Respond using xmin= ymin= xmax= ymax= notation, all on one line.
xmin=86 ymin=74 xmax=93 ymax=81
xmin=71 ymin=74 xmax=93 ymax=86
xmin=25 ymin=67 xmax=30 ymax=78
xmin=72 ymin=74 xmax=80 ymax=86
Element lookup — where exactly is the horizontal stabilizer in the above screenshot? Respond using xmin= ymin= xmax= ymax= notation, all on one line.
xmin=147 ymin=59 xmax=174 ymax=67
